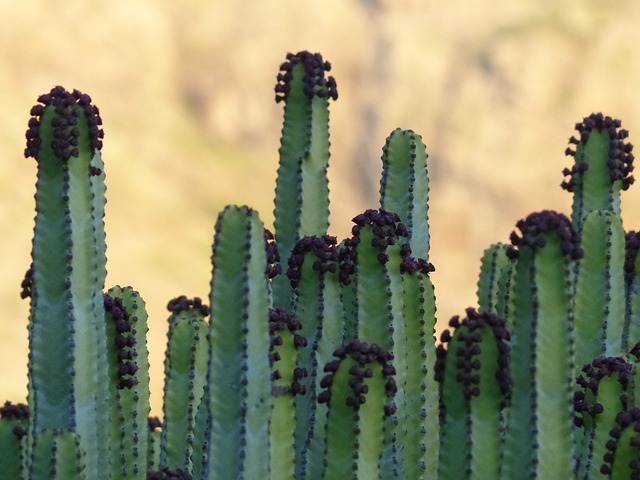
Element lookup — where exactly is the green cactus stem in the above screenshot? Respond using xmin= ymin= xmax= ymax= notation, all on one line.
xmin=624 ymin=232 xmax=640 ymax=351
xmin=435 ymin=308 xmax=510 ymax=480
xmin=317 ymin=340 xmax=397 ymax=479
xmin=25 ymin=86 xmax=108 ymax=477
xmin=189 ymin=388 xmax=211 ymax=480
xmin=476 ymin=243 xmax=513 ymax=316
xmin=399 ymin=261 xmax=439 ymax=479
xmin=574 ymin=356 xmax=633 ymax=479
xmin=29 ymin=429 xmax=84 ymax=480
xmin=573 ymin=210 xmax=626 ymax=370
xmin=286 ymin=235 xmax=346 ymax=479
xmin=0 ymin=402 xmax=28 ymax=479
xmin=379 ymin=128 xmax=430 ymax=260
xmin=562 ymin=113 xmax=634 ymax=229
xmin=148 ymin=417 xmax=163 ymax=473
xmin=339 ymin=208 xmax=435 ymax=477
xmin=268 ymin=307 xmax=308 ymax=479
xmin=272 ymin=51 xmax=337 ymax=307
xmin=206 ymin=205 xmax=272 ymax=479
xmin=340 ymin=208 xmax=407 ymax=346
xmin=502 ymin=211 xmax=581 ymax=479
xmin=160 ymin=296 xmax=210 ymax=474
xmin=600 ymin=408 xmax=640 ymax=479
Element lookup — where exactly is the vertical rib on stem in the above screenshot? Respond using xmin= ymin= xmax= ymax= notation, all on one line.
xmin=206 ymin=205 xmax=272 ymax=479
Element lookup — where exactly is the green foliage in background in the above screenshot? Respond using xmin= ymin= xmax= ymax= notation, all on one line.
xmin=1 ymin=50 xmax=640 ymax=479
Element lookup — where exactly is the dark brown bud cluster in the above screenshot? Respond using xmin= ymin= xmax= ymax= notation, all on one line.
xmin=600 ymin=407 xmax=640 ymax=476
xmin=574 ymin=356 xmax=632 ymax=427
xmin=148 ymin=416 xmax=162 ymax=431
xmin=0 ymin=401 xmax=28 ymax=438
xmin=562 ymin=113 xmax=634 ymax=192
xmin=269 ymin=308 xmax=308 ymax=395
xmin=317 ymin=340 xmax=397 ymax=417
xmin=398 ymin=243 xmax=436 ymax=276
xmin=20 ymin=264 xmax=34 ymax=299
xmin=166 ymin=295 xmax=211 ymax=317
xmin=506 ymin=210 xmax=583 ymax=260
xmin=435 ymin=308 xmax=511 ymax=405
xmin=275 ymin=51 xmax=338 ymax=103
xmin=25 ymin=86 xmax=104 ymax=161
xmin=625 ymin=231 xmax=640 ymax=282
xmin=264 ymin=229 xmax=282 ymax=279
xmin=0 ymin=401 xmax=29 ymax=420
xmin=339 ymin=209 xmax=425 ymax=284
xmin=147 ymin=467 xmax=192 ymax=480
xmin=104 ymin=294 xmax=138 ymax=389
xmin=287 ymin=234 xmax=339 ymax=288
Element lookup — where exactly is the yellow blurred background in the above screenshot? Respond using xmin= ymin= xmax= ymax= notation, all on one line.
xmin=2 ymin=0 xmax=640 ymax=417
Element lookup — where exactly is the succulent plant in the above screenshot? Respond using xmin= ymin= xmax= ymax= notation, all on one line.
xmin=3 ymin=51 xmax=640 ymax=480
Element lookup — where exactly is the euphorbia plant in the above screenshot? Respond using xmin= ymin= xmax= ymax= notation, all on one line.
xmin=1 ymin=50 xmax=640 ymax=480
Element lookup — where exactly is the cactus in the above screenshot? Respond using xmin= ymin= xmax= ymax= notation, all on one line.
xmin=6 ymin=51 xmax=640 ymax=480
xmin=436 ymin=308 xmax=510 ymax=479
xmin=272 ymin=51 xmax=337 ymax=308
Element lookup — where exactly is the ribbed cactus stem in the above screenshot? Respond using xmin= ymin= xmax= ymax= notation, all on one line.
xmin=29 ymin=429 xmax=84 ymax=480
xmin=147 ymin=417 xmax=162 ymax=473
xmin=272 ymin=51 xmax=337 ymax=307
xmin=341 ymin=208 xmax=434 ymax=477
xmin=317 ymin=340 xmax=396 ymax=479
xmin=574 ymin=356 xmax=633 ymax=479
xmin=377 ymin=128 xmax=436 ymax=477
xmin=0 ymin=402 xmax=28 ymax=479
xmin=436 ymin=308 xmax=511 ymax=480
xmin=573 ymin=210 xmax=626 ymax=370
xmin=600 ymin=408 xmax=640 ymax=478
xmin=343 ymin=209 xmax=407 ymax=348
xmin=206 ymin=205 xmax=272 ymax=479
xmin=286 ymin=235 xmax=345 ymax=479
xmin=562 ymin=113 xmax=634 ymax=229
xmin=103 ymin=288 xmax=149 ymax=479
xmin=624 ymin=232 xmax=640 ymax=351
xmin=268 ymin=307 xmax=308 ymax=479
xmin=379 ymin=128 xmax=430 ymax=260
xmin=25 ymin=86 xmax=107 ymax=477
xmin=160 ymin=296 xmax=210 ymax=474
xmin=401 ymin=268 xmax=439 ymax=479
xmin=502 ymin=211 xmax=581 ymax=478
xmin=476 ymin=243 xmax=512 ymax=315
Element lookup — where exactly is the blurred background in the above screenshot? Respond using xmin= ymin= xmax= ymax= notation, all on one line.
xmin=1 ymin=0 xmax=640 ymax=416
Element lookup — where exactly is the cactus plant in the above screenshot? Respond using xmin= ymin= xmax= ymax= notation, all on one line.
xmin=3 ymin=50 xmax=640 ymax=480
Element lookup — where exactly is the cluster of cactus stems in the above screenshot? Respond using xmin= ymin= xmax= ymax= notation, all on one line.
xmin=2 ymin=50 xmax=640 ymax=480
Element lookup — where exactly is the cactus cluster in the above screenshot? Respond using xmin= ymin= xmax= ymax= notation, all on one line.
xmin=1 ymin=50 xmax=640 ymax=479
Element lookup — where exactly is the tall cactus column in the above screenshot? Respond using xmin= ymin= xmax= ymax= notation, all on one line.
xmin=206 ymin=205 xmax=273 ymax=480
xmin=502 ymin=211 xmax=582 ymax=479
xmin=24 ymin=86 xmax=108 ymax=478
xmin=563 ymin=114 xmax=634 ymax=367
xmin=272 ymin=51 xmax=337 ymax=308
